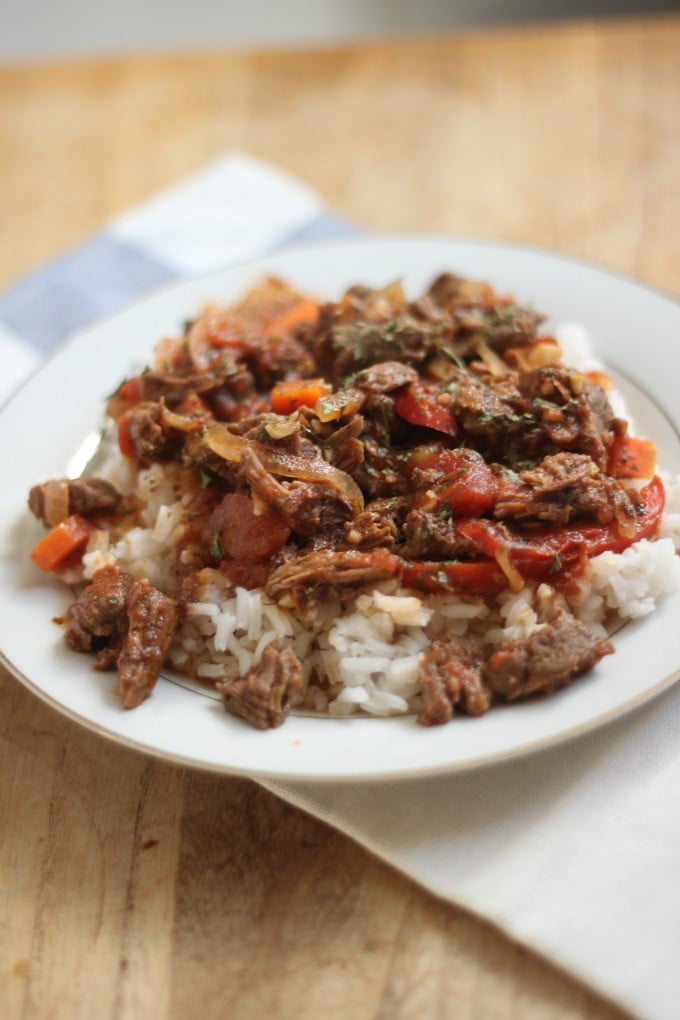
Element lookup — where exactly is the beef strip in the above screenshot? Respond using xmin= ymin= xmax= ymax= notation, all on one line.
xmin=444 ymin=364 xmax=620 ymax=469
xmin=444 ymin=371 xmax=526 ymax=449
xmin=493 ymin=452 xmax=637 ymax=527
xmin=313 ymin=314 xmax=448 ymax=386
xmin=483 ymin=609 xmax=614 ymax=701
xmin=320 ymin=416 xmax=365 ymax=473
xmin=265 ymin=548 xmax=401 ymax=599
xmin=117 ymin=579 xmax=179 ymax=709
xmin=137 ymin=370 xmax=226 ymax=405
xmin=402 ymin=507 xmax=470 ymax=560
xmin=29 ymin=476 xmax=122 ymax=526
xmin=455 ymin=304 xmax=543 ymax=354
xmin=344 ymin=496 xmax=409 ymax=549
xmin=64 ymin=566 xmax=133 ymax=653
xmin=517 ymin=367 xmax=619 ymax=471
xmin=418 ymin=637 xmax=491 ymax=726
xmin=239 ymin=445 xmax=355 ymax=536
xmin=126 ymin=402 xmax=181 ymax=461
xmin=352 ymin=437 xmax=411 ymax=499
xmin=243 ymin=334 xmax=317 ymax=389
xmin=64 ymin=567 xmax=178 ymax=707
xmin=217 ymin=641 xmax=303 ymax=729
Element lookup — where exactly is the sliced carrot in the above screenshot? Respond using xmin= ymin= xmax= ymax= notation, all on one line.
xmin=608 ymin=436 xmax=657 ymax=479
xmin=31 ymin=514 xmax=92 ymax=572
xmin=271 ymin=378 xmax=332 ymax=415
xmin=263 ymin=300 xmax=320 ymax=338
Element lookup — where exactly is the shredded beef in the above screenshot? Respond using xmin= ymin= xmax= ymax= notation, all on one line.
xmin=217 ymin=642 xmax=303 ymax=729
xmin=117 ymin=579 xmax=179 ymax=709
xmin=493 ymin=452 xmax=637 ymax=527
xmin=65 ymin=567 xmax=133 ymax=653
xmin=239 ymin=445 xmax=354 ymax=536
xmin=64 ymin=568 xmax=178 ymax=708
xmin=265 ymin=548 xmax=401 ymax=599
xmin=321 ymin=416 xmax=365 ymax=473
xmin=126 ymin=402 xmax=180 ymax=461
xmin=344 ymin=497 xmax=408 ymax=549
xmin=418 ymin=637 xmax=491 ymax=725
xmin=484 ymin=609 xmax=614 ymax=701
xmin=517 ymin=368 xmax=619 ymax=471
xmin=402 ymin=508 xmax=470 ymax=560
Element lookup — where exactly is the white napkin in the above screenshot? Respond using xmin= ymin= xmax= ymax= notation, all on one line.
xmin=3 ymin=154 xmax=678 ymax=1020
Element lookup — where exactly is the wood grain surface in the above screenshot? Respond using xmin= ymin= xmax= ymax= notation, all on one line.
xmin=2 ymin=16 xmax=678 ymax=1019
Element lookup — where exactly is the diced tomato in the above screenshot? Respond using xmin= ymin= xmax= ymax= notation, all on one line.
xmin=31 ymin=514 xmax=92 ymax=572
xmin=219 ymin=560 xmax=270 ymax=590
xmin=456 ymin=475 xmax=665 ymax=579
xmin=413 ymin=448 xmax=497 ymax=517
xmin=117 ymin=410 xmax=135 ymax=458
xmin=394 ymin=384 xmax=458 ymax=436
xmin=209 ymin=493 xmax=291 ymax=564
xmin=270 ymin=378 xmax=332 ymax=415
xmin=402 ymin=560 xmax=506 ymax=595
xmin=608 ymin=435 xmax=656 ymax=479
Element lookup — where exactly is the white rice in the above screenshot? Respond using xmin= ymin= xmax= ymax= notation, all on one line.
xmin=77 ymin=332 xmax=680 ymax=718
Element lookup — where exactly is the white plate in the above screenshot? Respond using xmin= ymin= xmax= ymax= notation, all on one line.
xmin=1 ymin=237 xmax=679 ymax=781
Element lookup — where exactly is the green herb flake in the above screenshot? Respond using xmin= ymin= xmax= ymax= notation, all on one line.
xmin=550 ymin=554 xmax=563 ymax=574
xmin=200 ymin=469 xmax=213 ymax=490
xmin=210 ymin=528 xmax=224 ymax=561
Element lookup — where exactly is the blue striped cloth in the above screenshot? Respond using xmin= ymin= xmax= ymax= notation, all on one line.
xmin=0 ymin=154 xmax=354 ymax=399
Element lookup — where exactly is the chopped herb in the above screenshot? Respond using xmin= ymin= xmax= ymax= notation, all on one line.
xmin=200 ymin=469 xmax=213 ymax=489
xmin=210 ymin=528 xmax=223 ymax=560
xmin=435 ymin=344 xmax=467 ymax=370
xmin=550 ymin=554 xmax=563 ymax=574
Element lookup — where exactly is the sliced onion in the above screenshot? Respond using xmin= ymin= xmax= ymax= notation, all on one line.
xmin=43 ymin=479 xmax=70 ymax=527
xmin=493 ymin=548 xmax=525 ymax=593
xmin=205 ymin=425 xmax=365 ymax=513
xmin=159 ymin=400 xmax=204 ymax=433
xmin=187 ymin=318 xmax=213 ymax=372
xmin=314 ymin=388 xmax=364 ymax=423
xmin=474 ymin=338 xmax=508 ymax=377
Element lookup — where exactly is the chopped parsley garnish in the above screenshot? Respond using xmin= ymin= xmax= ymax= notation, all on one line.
xmin=210 ymin=528 xmax=223 ymax=560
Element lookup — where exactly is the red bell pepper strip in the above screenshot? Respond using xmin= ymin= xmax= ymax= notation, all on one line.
xmin=401 ymin=560 xmax=506 ymax=595
xmin=394 ymin=383 xmax=458 ymax=436
xmin=412 ymin=448 xmax=497 ymax=517
xmin=608 ymin=436 xmax=657 ymax=479
xmin=456 ymin=475 xmax=665 ymax=578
